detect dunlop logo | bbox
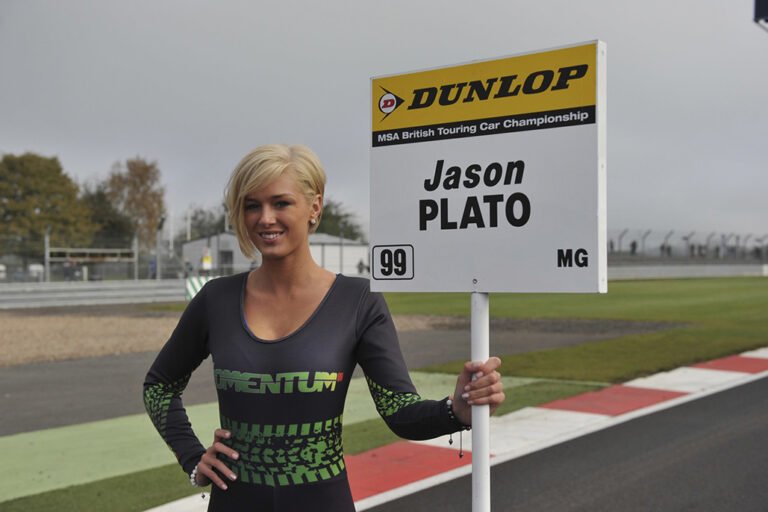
[404,65,588,112]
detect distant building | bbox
[308,233,369,276]
[181,231,369,276]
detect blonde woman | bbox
[144,144,505,511]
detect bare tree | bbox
[106,157,166,250]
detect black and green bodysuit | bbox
[143,272,464,511]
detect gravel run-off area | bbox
[0,304,671,368]
[0,306,461,367]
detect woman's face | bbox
[243,172,321,261]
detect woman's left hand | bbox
[451,357,505,426]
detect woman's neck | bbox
[252,252,330,294]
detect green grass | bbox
[0,464,199,512]
[140,302,186,313]
[408,278,768,381]
[342,417,401,454]
[384,277,767,322]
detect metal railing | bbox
[0,279,185,309]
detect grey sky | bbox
[1,0,766,244]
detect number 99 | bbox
[380,248,407,276]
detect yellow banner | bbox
[372,42,597,132]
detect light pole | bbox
[186,207,192,241]
[663,230,674,257]
[133,235,139,280]
[641,230,651,255]
[705,232,716,259]
[156,216,165,280]
[722,233,734,259]
[755,236,766,261]
[764,234,768,261]
[617,228,629,253]
[44,228,51,283]
[682,231,695,259]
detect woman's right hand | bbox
[194,428,240,490]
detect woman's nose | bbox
[258,205,276,225]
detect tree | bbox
[0,153,96,265]
[106,157,166,250]
[317,199,365,241]
[80,182,135,248]
[184,204,227,240]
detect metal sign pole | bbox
[44,231,50,283]
[471,292,490,512]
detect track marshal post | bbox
[370,41,607,512]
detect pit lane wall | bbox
[608,264,768,281]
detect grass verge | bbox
[0,464,198,512]
[414,278,768,381]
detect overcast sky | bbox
[1,0,766,245]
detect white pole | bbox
[169,211,174,253]
[44,231,50,283]
[471,291,490,512]
[155,232,161,281]
[133,236,139,281]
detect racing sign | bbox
[370,41,607,293]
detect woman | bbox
[143,144,505,511]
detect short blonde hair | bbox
[225,144,326,259]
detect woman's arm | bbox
[143,284,211,475]
[354,287,503,439]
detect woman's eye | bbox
[275,201,290,208]
[245,203,260,211]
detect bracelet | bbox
[446,398,471,430]
[190,463,202,487]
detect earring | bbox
[310,218,317,225]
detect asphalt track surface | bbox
[1,321,653,435]
[368,376,768,512]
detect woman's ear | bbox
[312,194,323,218]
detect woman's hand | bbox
[451,357,505,426]
[194,428,240,490]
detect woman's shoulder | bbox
[334,274,373,296]
[333,275,391,316]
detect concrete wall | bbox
[608,264,768,280]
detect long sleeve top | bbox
[143,272,464,510]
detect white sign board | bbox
[370,41,607,293]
